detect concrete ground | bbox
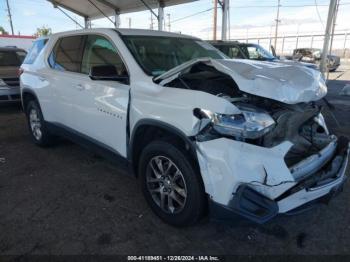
[0,65,350,256]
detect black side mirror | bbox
[89,65,129,84]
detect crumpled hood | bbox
[277,59,319,70]
[156,58,327,104]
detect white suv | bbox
[20,29,349,226]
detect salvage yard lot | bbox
[0,65,350,255]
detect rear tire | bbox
[25,100,55,147]
[139,140,206,227]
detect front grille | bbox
[2,77,19,87]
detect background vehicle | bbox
[209,41,319,70]
[209,41,276,61]
[20,29,349,226]
[288,48,340,72]
[0,47,27,103]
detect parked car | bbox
[20,29,349,226]
[209,41,319,70]
[0,47,27,103]
[290,48,340,72]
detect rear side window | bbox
[0,51,22,66]
[48,35,85,73]
[23,39,47,64]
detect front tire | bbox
[139,140,206,226]
[26,100,55,147]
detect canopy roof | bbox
[48,0,197,19]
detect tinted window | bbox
[81,35,127,76]
[49,35,85,72]
[23,39,47,64]
[0,51,23,66]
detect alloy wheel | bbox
[146,156,187,214]
[29,108,42,141]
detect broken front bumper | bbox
[197,136,349,224]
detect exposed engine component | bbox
[166,62,334,167]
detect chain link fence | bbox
[231,32,350,59]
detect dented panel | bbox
[156,58,327,104]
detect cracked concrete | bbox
[0,68,350,255]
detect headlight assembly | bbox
[194,107,275,139]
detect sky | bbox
[0,0,350,41]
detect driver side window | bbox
[81,35,127,77]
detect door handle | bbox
[76,84,85,91]
[39,76,46,82]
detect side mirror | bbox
[89,65,129,84]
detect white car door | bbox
[46,35,86,128]
[70,34,130,157]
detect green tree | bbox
[35,26,52,37]
[0,26,8,35]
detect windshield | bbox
[240,44,275,60]
[122,35,226,76]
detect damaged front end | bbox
[157,58,350,223]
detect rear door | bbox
[46,35,86,128]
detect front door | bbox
[72,34,130,157]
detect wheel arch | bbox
[128,119,200,178]
[21,88,40,112]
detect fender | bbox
[128,118,199,167]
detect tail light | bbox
[17,68,24,77]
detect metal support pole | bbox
[115,10,120,28]
[213,0,218,40]
[296,36,299,49]
[167,14,171,32]
[158,1,164,31]
[221,0,229,40]
[320,0,337,75]
[281,37,285,54]
[329,0,339,59]
[343,33,348,58]
[274,0,281,49]
[311,35,314,48]
[84,17,90,28]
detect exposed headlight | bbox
[195,108,275,139]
